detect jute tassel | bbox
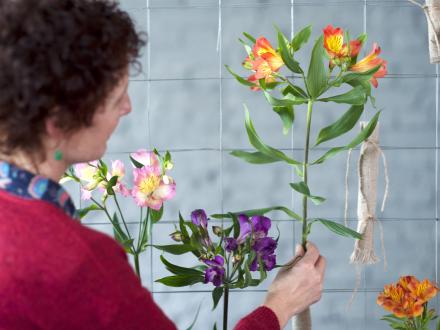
[292,307,311,330]
[350,122,389,266]
[407,0,440,63]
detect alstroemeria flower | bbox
[249,237,278,272]
[191,209,208,228]
[250,253,277,272]
[106,160,130,197]
[131,166,176,210]
[74,161,101,200]
[243,36,284,91]
[399,276,439,304]
[237,214,271,242]
[323,25,363,68]
[349,43,387,88]
[203,255,225,287]
[377,283,424,318]
[131,149,161,170]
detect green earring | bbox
[54,150,63,161]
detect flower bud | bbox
[169,231,183,242]
[233,254,242,264]
[212,226,222,236]
[164,160,174,171]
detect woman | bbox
[0,0,326,329]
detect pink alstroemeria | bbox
[73,161,100,200]
[107,160,130,197]
[131,166,176,210]
[130,149,160,170]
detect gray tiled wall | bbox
[67,0,440,329]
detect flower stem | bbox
[223,286,229,330]
[134,253,141,281]
[113,194,132,242]
[301,100,314,249]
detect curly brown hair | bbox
[0,0,146,159]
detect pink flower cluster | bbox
[73,150,176,211]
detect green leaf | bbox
[238,38,252,56]
[276,27,303,74]
[273,105,295,135]
[243,31,256,44]
[292,25,312,52]
[129,155,144,169]
[318,86,367,105]
[160,255,204,276]
[98,160,108,177]
[290,182,326,205]
[155,274,205,287]
[185,301,202,330]
[150,205,164,223]
[306,36,328,99]
[312,111,380,164]
[282,84,308,99]
[138,211,150,252]
[243,106,302,166]
[339,65,381,85]
[315,219,363,239]
[211,206,302,222]
[154,244,197,255]
[315,105,364,146]
[263,91,306,107]
[113,228,134,253]
[212,287,223,310]
[179,212,190,242]
[77,204,101,219]
[106,175,118,195]
[230,150,279,164]
[225,65,255,88]
[231,213,240,239]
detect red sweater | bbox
[0,190,279,330]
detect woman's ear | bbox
[44,116,64,141]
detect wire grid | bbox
[74,0,440,328]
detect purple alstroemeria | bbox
[237,214,271,242]
[224,237,238,252]
[249,237,278,272]
[250,253,277,271]
[252,237,277,256]
[203,255,225,287]
[191,209,208,228]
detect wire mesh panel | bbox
[67,0,440,329]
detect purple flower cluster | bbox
[226,214,277,271]
[203,255,225,287]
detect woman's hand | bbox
[263,241,326,328]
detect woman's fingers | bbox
[301,241,320,265]
[315,255,326,279]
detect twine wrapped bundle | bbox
[408,0,440,63]
[344,122,389,267]
[350,122,383,264]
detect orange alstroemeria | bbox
[400,276,439,304]
[377,283,424,318]
[350,42,387,88]
[243,36,284,91]
[323,25,361,59]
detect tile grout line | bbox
[291,0,296,270]
[363,1,367,329]
[434,61,439,312]
[145,0,154,294]
[218,0,224,229]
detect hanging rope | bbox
[407,0,440,63]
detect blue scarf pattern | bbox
[0,161,78,219]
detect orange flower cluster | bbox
[377,276,439,318]
[243,37,284,91]
[323,24,387,88]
